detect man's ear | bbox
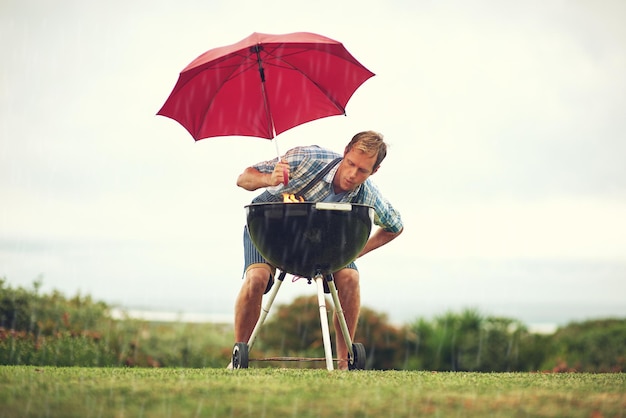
[372,165,380,175]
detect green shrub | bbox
[0,278,109,336]
[407,309,546,372]
[541,318,626,372]
[0,278,232,368]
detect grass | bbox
[0,367,624,418]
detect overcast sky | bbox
[1,0,625,326]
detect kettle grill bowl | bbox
[245,202,374,277]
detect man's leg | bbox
[332,268,360,370]
[234,264,273,343]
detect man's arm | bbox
[236,161,290,191]
[357,227,403,258]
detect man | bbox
[234,130,403,369]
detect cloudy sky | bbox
[2,0,625,327]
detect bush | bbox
[0,278,109,336]
[0,328,118,366]
[408,309,549,372]
[260,295,415,370]
[541,318,626,372]
[0,278,232,368]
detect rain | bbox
[1,0,626,337]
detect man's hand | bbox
[236,160,290,191]
[270,161,290,186]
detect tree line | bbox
[1,278,624,371]
[254,295,625,372]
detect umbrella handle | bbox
[283,167,289,185]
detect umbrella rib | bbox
[163,52,258,139]
[197,51,263,138]
[262,46,349,114]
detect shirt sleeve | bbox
[252,146,309,173]
[362,181,403,233]
[252,157,279,174]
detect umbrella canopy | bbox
[157,32,374,140]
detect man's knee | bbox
[334,268,359,289]
[244,264,274,294]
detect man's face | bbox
[333,148,379,193]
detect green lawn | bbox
[1,366,624,417]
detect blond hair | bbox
[344,131,387,170]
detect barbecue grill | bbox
[231,201,374,370]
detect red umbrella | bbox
[157,32,374,142]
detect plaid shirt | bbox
[253,145,403,233]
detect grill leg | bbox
[247,270,286,352]
[326,276,354,362]
[314,273,334,371]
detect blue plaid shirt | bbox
[253,145,403,233]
